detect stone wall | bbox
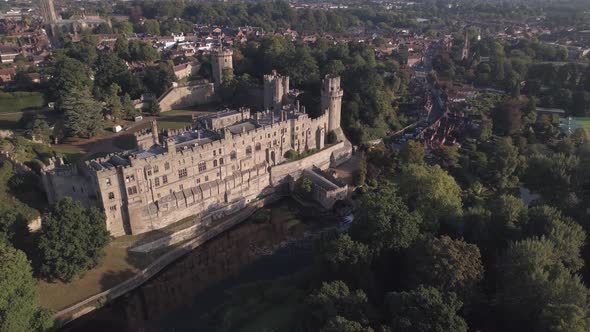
[269,141,350,186]
[129,195,280,254]
[158,83,215,112]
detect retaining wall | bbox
[54,194,281,326]
[158,83,216,112]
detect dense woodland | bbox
[207,91,590,331]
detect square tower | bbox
[211,47,233,88]
[263,70,289,111]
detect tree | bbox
[48,55,92,105]
[104,83,124,120]
[524,152,579,204]
[0,208,21,245]
[496,238,589,330]
[398,141,424,165]
[487,137,520,188]
[316,233,372,288]
[538,304,590,332]
[491,99,522,136]
[327,131,337,144]
[31,119,50,144]
[438,145,460,168]
[386,286,467,332]
[522,205,585,272]
[38,198,110,282]
[349,183,421,252]
[122,93,137,119]
[411,236,484,294]
[572,91,590,117]
[114,37,130,61]
[141,19,160,36]
[296,177,313,195]
[0,241,53,332]
[322,316,374,332]
[141,63,175,96]
[148,101,161,116]
[397,164,462,232]
[94,52,129,96]
[113,20,133,34]
[306,281,371,330]
[62,88,103,138]
[128,40,160,63]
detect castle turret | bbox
[321,75,344,134]
[263,70,290,111]
[211,47,233,88]
[151,120,159,146]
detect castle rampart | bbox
[41,73,350,237]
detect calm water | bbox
[62,199,338,332]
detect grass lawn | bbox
[51,145,86,163]
[0,109,57,130]
[0,91,45,113]
[560,117,590,132]
[37,245,155,311]
[136,109,211,131]
[0,112,25,129]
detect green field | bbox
[560,117,590,133]
[0,91,45,113]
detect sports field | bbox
[560,117,590,133]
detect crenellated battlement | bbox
[41,70,348,238]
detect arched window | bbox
[255,143,261,151]
[220,158,224,165]
[246,146,252,155]
[230,151,237,160]
[213,160,218,167]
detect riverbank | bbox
[48,194,281,327]
[60,198,337,332]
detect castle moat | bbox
[60,199,341,331]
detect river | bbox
[61,199,340,332]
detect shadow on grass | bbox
[112,135,137,150]
[99,269,137,290]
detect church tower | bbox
[321,75,344,134]
[211,46,233,89]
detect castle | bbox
[41,49,352,237]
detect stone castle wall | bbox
[269,141,348,186]
[158,83,215,112]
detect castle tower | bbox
[151,120,159,146]
[321,75,344,134]
[263,70,289,111]
[211,46,233,88]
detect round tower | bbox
[211,47,233,88]
[321,75,344,134]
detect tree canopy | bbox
[38,198,110,282]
